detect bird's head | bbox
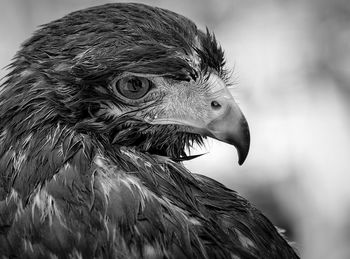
[2,3,250,165]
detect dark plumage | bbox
[0,3,299,258]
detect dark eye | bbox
[114,76,152,100]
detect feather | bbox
[0,3,299,258]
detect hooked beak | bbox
[205,100,250,165]
[194,74,250,165]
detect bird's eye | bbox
[113,76,152,100]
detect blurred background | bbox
[1,0,349,258]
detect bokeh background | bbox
[1,0,350,258]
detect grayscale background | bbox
[1,1,349,258]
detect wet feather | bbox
[0,3,299,258]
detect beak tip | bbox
[237,144,249,166]
[235,125,250,166]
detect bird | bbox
[0,3,299,259]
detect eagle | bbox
[0,3,299,259]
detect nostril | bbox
[211,100,221,110]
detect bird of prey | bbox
[0,3,299,259]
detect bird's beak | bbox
[203,88,250,165]
[188,74,250,165]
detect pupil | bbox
[129,78,141,91]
